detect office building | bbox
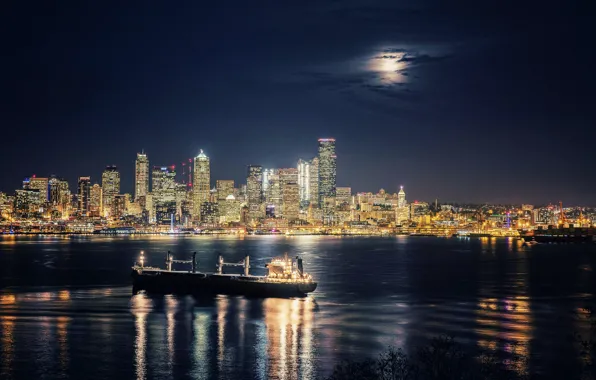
[318,138,336,206]
[281,181,300,221]
[152,166,176,203]
[247,165,263,221]
[265,173,281,217]
[309,157,319,207]
[90,184,102,217]
[14,189,41,218]
[262,168,276,194]
[193,150,210,220]
[216,180,235,202]
[336,187,352,206]
[28,176,49,202]
[135,151,149,201]
[77,176,91,215]
[219,194,242,223]
[297,159,311,203]
[101,166,120,217]
[200,202,219,225]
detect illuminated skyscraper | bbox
[318,138,336,207]
[135,151,149,201]
[90,183,102,217]
[152,166,176,203]
[216,180,235,202]
[262,168,276,194]
[193,150,210,220]
[398,186,406,208]
[336,187,352,205]
[247,165,263,221]
[77,176,91,215]
[153,166,177,224]
[101,166,120,217]
[297,159,310,203]
[265,173,281,217]
[28,176,49,202]
[309,157,319,207]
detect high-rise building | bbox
[135,151,149,201]
[152,166,176,203]
[398,186,406,208]
[152,166,177,225]
[297,159,311,203]
[219,194,242,223]
[396,186,409,225]
[77,177,91,215]
[336,187,352,205]
[318,138,337,206]
[14,189,41,218]
[200,202,219,225]
[90,184,102,217]
[49,176,60,205]
[247,165,263,222]
[101,166,120,218]
[193,150,210,220]
[262,168,276,194]
[28,176,49,203]
[216,180,235,202]
[265,173,281,217]
[309,157,319,207]
[281,181,300,221]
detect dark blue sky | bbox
[2,1,595,204]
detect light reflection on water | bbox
[0,236,595,379]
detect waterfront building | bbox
[90,184,102,217]
[297,159,310,203]
[28,176,49,202]
[135,151,149,201]
[247,165,264,222]
[318,138,337,206]
[145,193,155,223]
[77,176,91,216]
[175,183,188,220]
[101,166,120,218]
[216,180,235,202]
[410,202,429,218]
[193,150,210,220]
[125,194,142,216]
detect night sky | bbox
[2,1,595,205]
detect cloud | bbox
[398,53,449,64]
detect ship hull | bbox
[131,270,317,298]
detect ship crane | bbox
[217,255,250,276]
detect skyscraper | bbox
[318,138,336,206]
[262,168,275,194]
[90,183,102,217]
[101,166,120,218]
[193,150,210,220]
[297,159,310,203]
[77,176,91,215]
[28,176,49,203]
[216,180,235,202]
[135,151,149,201]
[247,165,263,221]
[398,186,406,208]
[152,166,177,225]
[309,157,319,207]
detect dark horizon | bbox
[2,1,595,205]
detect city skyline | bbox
[3,138,595,207]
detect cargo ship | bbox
[131,252,317,297]
[519,225,596,243]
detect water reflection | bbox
[1,316,16,379]
[131,294,151,380]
